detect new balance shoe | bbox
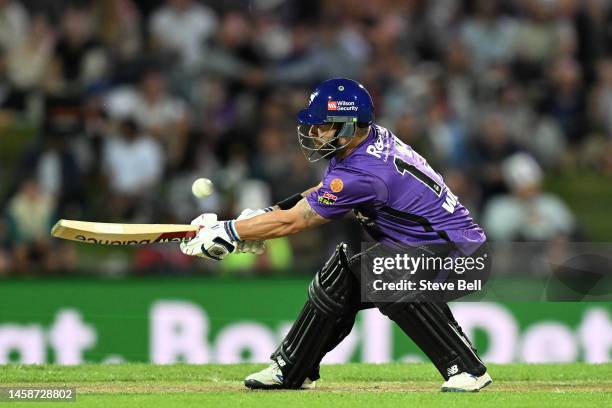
[441,371,492,392]
[244,361,315,390]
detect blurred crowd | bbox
[0,0,610,276]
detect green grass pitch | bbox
[1,363,611,407]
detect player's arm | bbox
[180,198,327,260]
[268,183,322,211]
[235,198,329,240]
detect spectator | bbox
[540,57,587,145]
[52,6,108,93]
[528,114,567,169]
[444,168,482,218]
[482,152,576,241]
[4,14,54,112]
[0,0,29,52]
[101,117,164,220]
[426,101,469,170]
[93,0,142,63]
[470,113,521,204]
[4,178,56,273]
[443,40,475,126]
[197,11,266,90]
[253,125,292,190]
[11,130,84,218]
[574,0,612,86]
[461,0,517,73]
[272,17,366,85]
[512,0,569,83]
[106,69,189,169]
[391,110,430,158]
[149,0,218,70]
[492,83,533,144]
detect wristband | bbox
[224,220,241,241]
[276,193,304,210]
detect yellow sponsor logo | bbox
[330,178,344,193]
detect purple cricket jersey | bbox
[306,125,486,253]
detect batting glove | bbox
[180,213,239,261]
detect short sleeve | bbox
[306,167,387,219]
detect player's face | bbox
[297,122,345,162]
[308,123,337,147]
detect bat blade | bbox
[51,219,198,245]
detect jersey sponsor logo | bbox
[327,100,358,112]
[330,178,344,192]
[366,134,387,160]
[366,130,392,161]
[318,192,337,205]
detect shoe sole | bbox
[244,379,285,390]
[244,379,315,390]
[441,378,493,393]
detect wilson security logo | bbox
[327,101,358,111]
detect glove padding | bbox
[234,208,271,255]
[180,213,237,261]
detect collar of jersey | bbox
[331,126,376,167]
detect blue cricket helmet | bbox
[297,78,374,162]
[298,78,374,125]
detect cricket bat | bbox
[51,219,198,245]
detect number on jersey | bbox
[442,190,458,214]
[393,156,458,213]
[393,156,443,197]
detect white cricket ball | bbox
[192,178,214,198]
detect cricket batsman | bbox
[180,78,492,392]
